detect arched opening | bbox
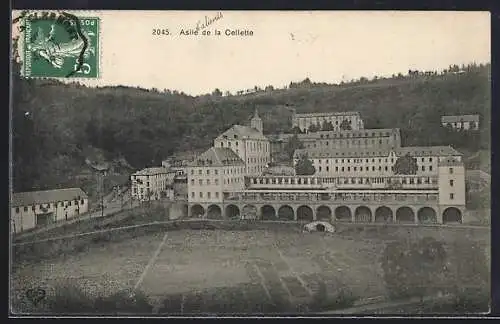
[207,205,222,219]
[316,205,332,221]
[225,204,240,219]
[242,204,257,220]
[396,206,415,223]
[278,205,294,221]
[335,206,352,222]
[261,205,277,220]
[354,206,372,223]
[297,205,314,222]
[417,207,437,224]
[443,207,462,224]
[191,204,205,218]
[375,206,393,223]
[316,223,326,232]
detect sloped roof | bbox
[293,111,360,118]
[189,147,245,167]
[299,128,400,139]
[441,115,479,123]
[133,167,173,176]
[216,125,268,141]
[294,145,463,159]
[12,188,88,207]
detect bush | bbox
[381,237,448,300]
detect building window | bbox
[191,170,194,175]
[347,167,351,171]
[199,179,203,185]
[207,179,211,185]
[429,158,433,162]
[319,166,322,172]
[207,170,210,175]
[372,166,375,171]
[422,166,425,171]
[216,192,219,198]
[15,207,19,213]
[207,192,211,199]
[191,192,195,198]
[326,166,329,172]
[336,167,339,171]
[385,166,388,171]
[429,166,433,171]
[215,179,219,185]
[81,199,84,205]
[449,167,454,174]
[215,170,218,175]
[450,180,454,186]
[450,193,454,200]
[198,170,202,175]
[191,179,195,185]
[200,192,203,198]
[24,206,28,212]
[32,206,35,211]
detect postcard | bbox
[10,10,491,317]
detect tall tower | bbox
[251,108,263,133]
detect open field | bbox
[11,223,490,314]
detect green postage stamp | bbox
[19,12,99,78]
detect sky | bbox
[12,10,491,96]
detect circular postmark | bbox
[14,10,99,78]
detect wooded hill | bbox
[11,62,490,194]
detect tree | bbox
[284,134,304,160]
[308,123,320,133]
[211,88,222,97]
[381,237,448,300]
[321,120,334,131]
[290,126,303,134]
[393,153,418,175]
[295,154,316,175]
[339,119,352,131]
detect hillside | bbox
[11,62,491,195]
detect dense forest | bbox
[11,61,491,195]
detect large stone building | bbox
[293,145,462,178]
[187,147,246,217]
[292,111,364,133]
[267,128,401,162]
[441,114,480,130]
[213,110,271,176]
[185,109,467,225]
[131,167,176,201]
[11,188,88,233]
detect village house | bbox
[131,167,176,201]
[11,188,88,233]
[441,114,480,130]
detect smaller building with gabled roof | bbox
[441,114,480,130]
[11,188,89,233]
[131,167,176,201]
